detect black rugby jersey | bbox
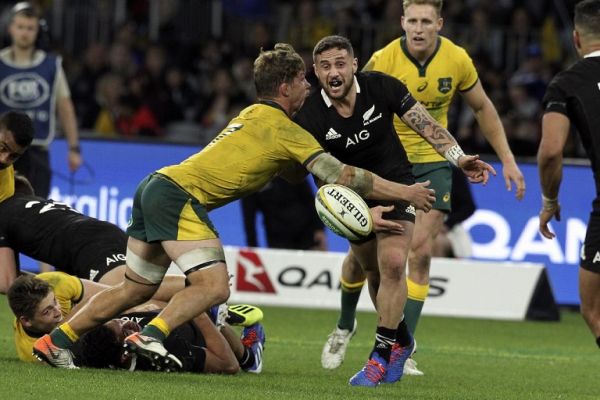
[543,55,600,208]
[0,194,127,276]
[117,311,207,372]
[295,71,415,182]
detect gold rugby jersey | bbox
[13,272,83,362]
[0,166,14,202]
[364,36,478,163]
[158,102,324,210]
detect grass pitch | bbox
[0,295,596,400]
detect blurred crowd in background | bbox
[0,0,586,158]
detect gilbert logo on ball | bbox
[315,184,373,241]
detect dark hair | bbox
[575,0,600,36]
[10,2,40,20]
[254,43,305,98]
[0,111,34,147]
[73,325,122,369]
[7,275,51,319]
[14,172,34,195]
[312,35,354,60]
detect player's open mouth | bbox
[329,78,342,88]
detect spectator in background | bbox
[107,42,137,79]
[71,43,109,130]
[241,176,327,251]
[458,7,504,71]
[287,0,333,49]
[93,73,124,137]
[163,65,197,124]
[196,67,249,142]
[115,94,162,138]
[0,2,82,199]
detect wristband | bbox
[69,145,81,154]
[443,144,465,167]
[542,194,558,210]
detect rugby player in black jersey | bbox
[73,308,264,374]
[0,174,183,300]
[538,0,600,348]
[294,35,495,387]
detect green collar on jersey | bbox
[400,36,441,77]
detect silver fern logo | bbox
[362,104,382,126]
[363,105,375,121]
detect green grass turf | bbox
[0,295,596,400]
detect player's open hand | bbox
[539,202,561,239]
[407,180,435,212]
[502,160,526,200]
[370,205,404,234]
[458,155,496,184]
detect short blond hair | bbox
[403,0,443,16]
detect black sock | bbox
[239,347,255,370]
[371,326,396,362]
[395,318,413,347]
[596,336,600,349]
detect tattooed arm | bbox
[401,102,496,184]
[401,102,460,156]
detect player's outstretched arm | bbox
[537,112,569,239]
[306,153,435,211]
[461,81,526,199]
[401,102,496,184]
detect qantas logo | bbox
[362,104,382,126]
[236,249,276,293]
[325,127,341,140]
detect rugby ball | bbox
[315,184,373,241]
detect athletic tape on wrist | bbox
[444,144,466,167]
[542,194,558,210]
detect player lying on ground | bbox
[7,272,261,368]
[72,305,265,374]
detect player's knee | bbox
[212,285,231,305]
[223,361,240,374]
[378,253,407,278]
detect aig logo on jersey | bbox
[346,130,370,148]
[0,72,50,108]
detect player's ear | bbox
[573,29,581,52]
[19,315,32,328]
[352,58,358,74]
[280,82,291,97]
[437,17,444,31]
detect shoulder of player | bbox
[438,36,471,59]
[549,60,591,88]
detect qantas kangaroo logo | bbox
[236,249,276,293]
